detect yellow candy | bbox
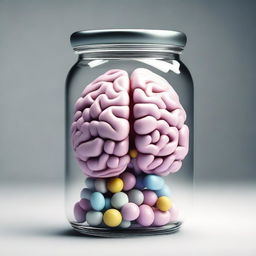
[107,177,124,193]
[129,149,138,158]
[103,209,122,227]
[156,196,172,212]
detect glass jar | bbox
[65,29,193,237]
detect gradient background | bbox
[0,0,255,255]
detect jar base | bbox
[70,221,182,237]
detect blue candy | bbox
[103,198,111,211]
[155,184,171,197]
[143,175,164,190]
[90,192,105,211]
[135,175,145,190]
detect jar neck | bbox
[74,44,182,60]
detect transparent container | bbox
[65,29,193,237]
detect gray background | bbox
[1,0,256,184]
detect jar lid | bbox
[70,29,187,50]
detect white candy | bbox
[86,211,103,226]
[111,192,129,209]
[128,189,144,205]
[80,188,92,200]
[85,178,95,189]
[94,178,107,193]
[120,220,131,228]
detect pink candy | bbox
[74,202,86,223]
[137,204,154,226]
[121,202,140,221]
[142,190,158,206]
[152,209,171,226]
[120,172,136,191]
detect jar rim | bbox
[70,29,187,53]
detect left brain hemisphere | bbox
[71,70,131,177]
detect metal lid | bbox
[70,29,187,50]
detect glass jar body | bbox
[65,52,193,237]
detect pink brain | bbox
[71,68,189,178]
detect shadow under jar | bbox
[65,29,193,237]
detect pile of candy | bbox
[74,172,179,228]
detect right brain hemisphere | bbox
[72,68,189,178]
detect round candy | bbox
[121,202,140,221]
[80,188,92,199]
[86,211,103,226]
[120,220,131,228]
[103,198,111,211]
[120,172,136,191]
[79,198,91,211]
[156,196,172,211]
[136,204,154,226]
[103,209,122,227]
[143,175,164,190]
[169,206,180,223]
[155,185,171,197]
[85,177,94,190]
[129,149,138,158]
[74,202,86,223]
[107,177,124,193]
[128,189,144,205]
[142,190,158,206]
[95,178,107,193]
[152,209,171,226]
[90,192,105,211]
[111,192,129,209]
[135,175,145,190]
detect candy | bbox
[111,192,129,209]
[90,192,105,211]
[79,198,91,211]
[169,206,179,223]
[103,198,111,211]
[128,189,144,205]
[120,220,131,228]
[103,209,122,227]
[152,209,171,226]
[135,175,145,190]
[142,190,158,206]
[80,188,92,199]
[136,204,154,226]
[107,177,124,193]
[120,172,136,191]
[85,177,94,190]
[86,211,103,226]
[129,149,138,158]
[156,196,172,211]
[155,184,171,197]
[95,178,107,193]
[121,202,140,221]
[74,202,86,223]
[143,175,164,190]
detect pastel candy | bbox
[136,204,154,226]
[120,220,131,228]
[128,189,144,205]
[111,192,129,209]
[86,211,103,226]
[72,68,189,178]
[90,192,105,211]
[152,209,171,226]
[79,198,91,211]
[121,202,140,221]
[80,188,92,200]
[95,178,107,193]
[169,206,180,223]
[85,177,94,189]
[103,198,111,211]
[143,175,164,190]
[142,190,158,206]
[120,172,136,191]
[74,202,86,223]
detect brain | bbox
[71,68,189,178]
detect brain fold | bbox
[72,68,189,177]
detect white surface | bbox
[0,182,255,256]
